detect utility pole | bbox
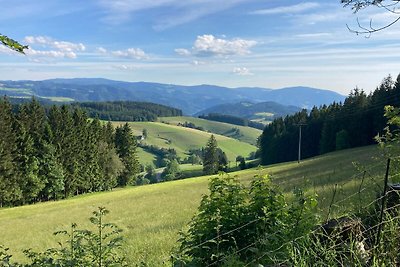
[296,123,306,164]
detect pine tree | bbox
[115,123,140,186]
[13,121,43,204]
[203,135,219,175]
[0,98,21,206]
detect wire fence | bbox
[173,155,400,266]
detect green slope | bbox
[159,116,262,145]
[114,121,257,163]
[0,145,386,265]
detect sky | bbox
[1,0,400,95]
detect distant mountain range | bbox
[0,78,345,115]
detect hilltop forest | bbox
[259,74,400,164]
[0,98,142,207]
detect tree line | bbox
[258,74,400,165]
[72,101,182,121]
[0,98,140,207]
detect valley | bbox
[0,145,383,265]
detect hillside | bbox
[113,121,258,165]
[158,116,262,145]
[195,101,301,122]
[0,145,384,265]
[0,79,345,115]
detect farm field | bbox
[0,145,386,266]
[113,121,257,163]
[159,116,262,145]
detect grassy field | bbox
[113,121,257,163]
[159,116,262,145]
[0,145,387,265]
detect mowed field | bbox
[0,145,386,265]
[113,121,258,165]
[159,116,262,145]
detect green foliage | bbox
[19,207,126,267]
[0,98,139,207]
[202,135,219,175]
[0,246,14,267]
[259,75,400,165]
[162,159,181,181]
[176,174,318,266]
[115,123,140,186]
[72,101,182,122]
[376,105,400,158]
[336,129,350,150]
[0,34,28,54]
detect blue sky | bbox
[1,0,400,95]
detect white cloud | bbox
[19,36,85,61]
[233,67,253,76]
[111,48,148,60]
[24,36,85,52]
[251,2,319,15]
[175,34,257,57]
[97,47,107,53]
[113,64,136,70]
[174,48,191,56]
[192,60,206,66]
[0,44,19,55]
[25,48,77,59]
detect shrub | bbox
[175,174,318,266]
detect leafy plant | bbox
[175,173,318,266]
[0,34,28,54]
[1,207,126,267]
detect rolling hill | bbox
[0,79,345,115]
[0,145,384,266]
[158,116,262,145]
[113,121,258,166]
[195,101,301,122]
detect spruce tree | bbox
[203,135,219,175]
[115,123,140,186]
[0,98,20,206]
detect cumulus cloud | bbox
[194,35,256,57]
[233,67,253,76]
[21,35,85,60]
[24,36,85,52]
[176,35,257,58]
[111,48,148,59]
[25,49,77,59]
[251,2,319,15]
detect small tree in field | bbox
[203,135,219,175]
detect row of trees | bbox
[0,98,140,207]
[258,74,400,165]
[73,101,182,122]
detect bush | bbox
[175,174,318,266]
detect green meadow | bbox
[113,121,258,163]
[0,145,386,266]
[159,116,262,145]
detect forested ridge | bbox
[8,98,182,122]
[259,75,400,165]
[0,98,141,207]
